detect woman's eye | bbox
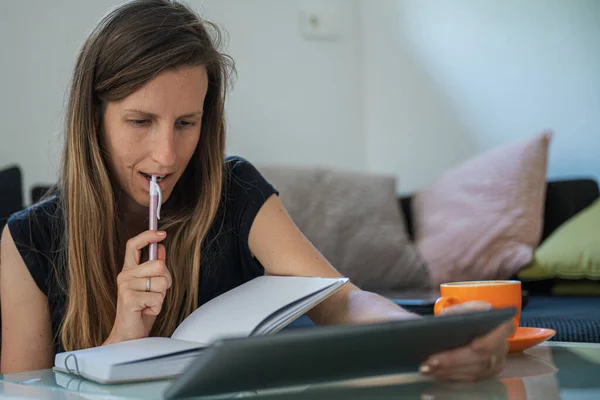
[129,119,151,127]
[176,120,197,129]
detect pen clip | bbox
[150,176,162,220]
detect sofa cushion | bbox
[412,132,551,286]
[0,164,23,232]
[541,179,600,242]
[258,165,431,291]
[519,198,600,282]
[520,296,600,342]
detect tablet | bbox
[164,307,516,399]
[386,291,440,315]
[388,291,529,315]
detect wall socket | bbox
[299,7,341,41]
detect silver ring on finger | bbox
[146,277,151,292]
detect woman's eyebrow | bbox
[124,109,158,118]
[124,109,203,119]
[178,110,203,118]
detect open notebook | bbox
[54,275,348,384]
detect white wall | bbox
[0,0,364,205]
[2,0,599,203]
[201,1,365,172]
[0,1,121,204]
[362,0,600,193]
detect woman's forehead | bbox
[111,66,208,116]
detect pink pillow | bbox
[413,132,552,285]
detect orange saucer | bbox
[508,327,556,353]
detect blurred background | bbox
[1,0,599,205]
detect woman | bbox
[0,0,513,381]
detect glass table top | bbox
[1,341,599,399]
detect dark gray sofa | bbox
[397,178,600,343]
[0,165,24,234]
[2,164,599,342]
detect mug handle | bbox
[434,296,461,315]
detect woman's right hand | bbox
[104,230,172,345]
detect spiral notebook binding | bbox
[64,353,82,377]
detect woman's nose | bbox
[151,127,177,167]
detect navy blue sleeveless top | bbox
[7,156,278,353]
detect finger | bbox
[444,353,506,381]
[128,276,170,295]
[426,349,507,381]
[420,346,482,375]
[156,244,172,288]
[471,321,514,354]
[439,301,492,316]
[123,230,167,269]
[131,260,170,283]
[432,358,490,380]
[158,243,166,262]
[142,307,160,316]
[131,292,165,316]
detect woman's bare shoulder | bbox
[1,225,54,373]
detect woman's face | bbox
[101,66,208,209]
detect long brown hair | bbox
[59,0,233,351]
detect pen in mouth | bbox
[149,175,162,222]
[142,172,168,182]
[149,175,162,261]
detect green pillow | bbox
[551,280,600,296]
[519,198,600,281]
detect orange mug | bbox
[434,280,521,337]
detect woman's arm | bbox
[249,194,513,382]
[0,225,54,373]
[248,194,419,325]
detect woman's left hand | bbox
[419,301,515,382]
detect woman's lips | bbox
[139,172,172,191]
